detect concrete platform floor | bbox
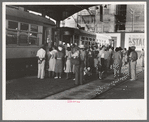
[6,64,143,99]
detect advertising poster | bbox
[125,33,145,51]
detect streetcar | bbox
[52,27,112,48]
[6,6,112,80]
[6,6,55,79]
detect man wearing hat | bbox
[36,45,46,79]
[112,47,122,79]
[118,47,123,76]
[129,46,138,81]
[79,44,86,84]
[72,44,86,85]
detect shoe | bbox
[54,77,58,79]
[73,78,75,80]
[59,77,61,79]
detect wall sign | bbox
[125,33,145,50]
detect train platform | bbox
[6,64,143,100]
[93,70,144,99]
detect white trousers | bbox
[38,60,45,79]
[130,61,137,80]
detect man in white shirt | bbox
[36,46,46,79]
[105,47,111,70]
[97,46,106,79]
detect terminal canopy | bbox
[14,5,95,21]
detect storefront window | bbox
[8,21,18,30]
[6,31,17,44]
[20,23,29,31]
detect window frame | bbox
[6,20,41,46]
[7,20,19,30]
[6,30,18,45]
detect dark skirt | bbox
[55,59,63,73]
[98,58,106,72]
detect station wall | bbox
[105,32,145,51]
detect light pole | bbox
[129,8,134,32]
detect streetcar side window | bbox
[7,20,41,46]
[20,23,29,31]
[30,25,38,32]
[28,33,38,45]
[19,32,28,44]
[6,30,18,45]
[8,21,18,30]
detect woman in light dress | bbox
[48,46,57,78]
[65,46,72,79]
[97,46,106,79]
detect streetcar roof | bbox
[6,6,55,26]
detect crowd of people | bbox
[36,41,143,85]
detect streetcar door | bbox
[111,37,117,48]
[62,35,72,44]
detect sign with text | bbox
[125,33,145,51]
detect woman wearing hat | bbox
[48,46,57,78]
[71,45,80,84]
[112,47,122,79]
[65,46,72,79]
[54,46,64,79]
